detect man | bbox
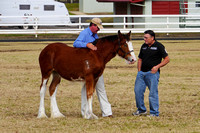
[133,30,170,117]
[73,18,113,118]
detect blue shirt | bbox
[73,27,98,48]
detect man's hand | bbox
[151,66,158,74]
[86,43,97,50]
[151,56,170,74]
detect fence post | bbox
[167,16,169,35]
[79,16,81,29]
[34,17,38,38]
[123,17,126,29]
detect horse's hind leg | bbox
[49,71,65,118]
[37,78,49,118]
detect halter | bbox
[116,38,134,58]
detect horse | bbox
[37,30,135,119]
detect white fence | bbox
[0,14,200,37]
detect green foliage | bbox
[65,3,79,11]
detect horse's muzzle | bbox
[127,56,135,63]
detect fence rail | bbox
[0,14,200,37]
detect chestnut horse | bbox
[37,30,135,119]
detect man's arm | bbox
[73,31,97,50]
[137,58,142,71]
[151,56,170,73]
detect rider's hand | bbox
[86,43,97,50]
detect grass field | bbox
[0,39,199,132]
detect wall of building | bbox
[144,0,179,28]
[188,0,200,14]
[186,0,200,27]
[79,0,113,13]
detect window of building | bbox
[196,1,200,7]
[19,5,30,10]
[44,5,55,11]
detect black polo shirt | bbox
[138,41,168,73]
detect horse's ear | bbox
[127,31,131,41]
[118,30,123,39]
[128,31,131,36]
[118,30,121,35]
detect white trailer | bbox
[0,0,71,29]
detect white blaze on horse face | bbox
[126,41,137,62]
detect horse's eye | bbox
[124,43,128,47]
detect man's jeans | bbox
[134,71,160,116]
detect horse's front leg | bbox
[84,76,98,119]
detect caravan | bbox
[0,0,71,29]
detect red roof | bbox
[97,0,144,2]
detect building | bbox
[97,0,200,28]
[97,0,181,15]
[79,0,113,13]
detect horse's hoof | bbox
[51,113,65,118]
[37,113,48,118]
[83,113,98,120]
[90,114,98,120]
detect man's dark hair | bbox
[144,30,156,40]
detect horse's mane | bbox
[92,33,130,46]
[92,35,118,46]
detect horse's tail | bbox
[39,44,56,79]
